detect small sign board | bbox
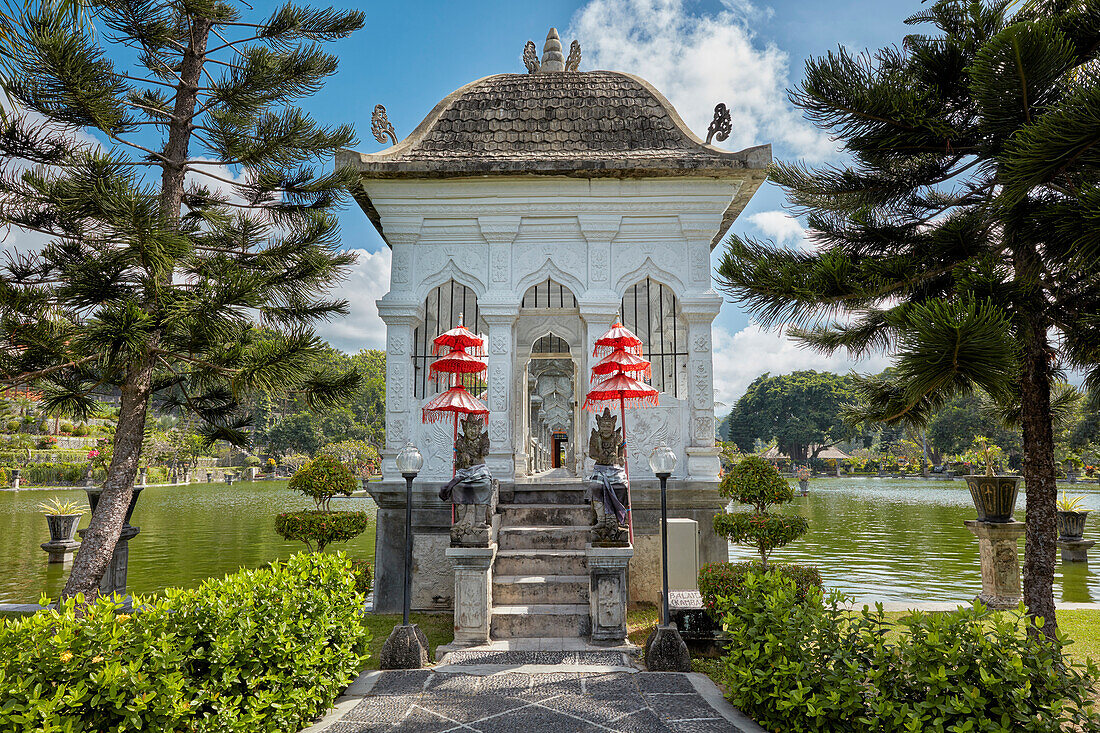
[552,432,568,441]
[668,590,704,610]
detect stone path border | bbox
[302,666,764,733]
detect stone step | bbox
[493,574,589,605]
[494,549,587,576]
[490,604,591,638]
[511,486,588,505]
[499,503,592,527]
[498,525,589,551]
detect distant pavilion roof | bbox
[338,67,770,246]
[761,445,852,461]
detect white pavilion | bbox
[338,30,769,616]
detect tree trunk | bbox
[61,351,155,601]
[159,16,211,222]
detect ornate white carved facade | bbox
[369,177,742,482]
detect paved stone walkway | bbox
[303,652,762,733]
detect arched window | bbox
[532,333,571,354]
[412,280,486,399]
[522,279,577,309]
[620,278,687,397]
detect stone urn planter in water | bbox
[46,513,82,543]
[1057,494,1090,540]
[965,474,1020,522]
[38,497,88,563]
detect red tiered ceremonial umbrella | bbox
[423,316,488,522]
[583,322,659,543]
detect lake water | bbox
[2,477,1099,605]
[0,481,377,603]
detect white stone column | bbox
[481,309,516,483]
[376,298,421,478]
[681,293,723,481]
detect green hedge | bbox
[714,571,1100,732]
[698,560,821,616]
[275,510,369,552]
[0,552,370,733]
[0,449,96,465]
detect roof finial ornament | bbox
[565,40,581,72]
[540,28,565,72]
[706,103,732,145]
[523,40,541,73]
[371,104,397,146]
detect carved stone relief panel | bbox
[590,247,609,282]
[692,248,710,283]
[490,365,508,411]
[692,332,710,353]
[391,248,410,284]
[422,418,456,479]
[624,405,682,475]
[387,417,407,449]
[693,415,715,443]
[491,248,509,284]
[691,361,711,410]
[387,364,407,412]
[388,334,407,356]
[489,416,508,446]
[490,334,508,355]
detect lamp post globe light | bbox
[644,442,691,672]
[380,442,430,669]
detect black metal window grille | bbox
[620,278,688,397]
[522,279,577,309]
[412,280,487,399]
[531,334,571,354]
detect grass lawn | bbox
[360,613,454,669]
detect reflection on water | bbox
[725,477,1100,604]
[0,482,376,603]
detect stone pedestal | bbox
[1059,539,1096,563]
[10,468,19,490]
[446,544,497,646]
[964,520,1026,609]
[78,524,139,597]
[644,624,691,672]
[41,538,80,563]
[586,544,632,642]
[380,624,430,669]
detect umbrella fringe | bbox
[422,406,489,423]
[582,393,659,412]
[593,343,642,358]
[590,365,651,383]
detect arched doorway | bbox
[527,334,576,474]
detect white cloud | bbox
[711,322,893,404]
[747,209,806,246]
[315,247,391,352]
[570,0,835,161]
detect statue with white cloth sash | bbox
[588,408,629,544]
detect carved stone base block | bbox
[40,539,80,564]
[1059,539,1096,563]
[79,524,138,597]
[644,624,691,672]
[380,624,430,669]
[446,544,497,646]
[586,544,632,642]
[964,520,1026,609]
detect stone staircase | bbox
[491,479,592,638]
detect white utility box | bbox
[661,517,700,592]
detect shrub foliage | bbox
[698,560,821,616]
[0,552,370,733]
[714,571,1100,733]
[275,510,369,552]
[715,455,808,566]
[289,455,358,511]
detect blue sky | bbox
[309,0,920,400]
[8,0,925,401]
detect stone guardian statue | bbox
[588,407,629,544]
[439,415,495,546]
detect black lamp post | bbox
[644,442,691,672]
[380,442,430,669]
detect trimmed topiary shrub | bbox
[714,570,1100,732]
[275,510,369,552]
[698,560,821,616]
[713,455,808,567]
[0,552,370,733]
[289,454,358,511]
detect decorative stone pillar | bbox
[481,309,517,484]
[964,520,1026,609]
[10,468,18,490]
[445,544,497,646]
[586,544,633,643]
[681,294,723,482]
[138,468,147,488]
[1059,539,1095,563]
[376,301,421,478]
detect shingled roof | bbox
[338,67,770,245]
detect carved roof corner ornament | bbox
[371,104,397,146]
[523,40,541,74]
[565,40,581,72]
[706,103,732,145]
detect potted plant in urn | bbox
[1057,493,1090,541]
[38,497,88,544]
[962,436,1020,523]
[794,466,811,495]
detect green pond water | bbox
[2,477,1099,605]
[0,481,377,604]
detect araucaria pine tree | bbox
[713,455,809,568]
[0,0,364,601]
[717,0,1100,638]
